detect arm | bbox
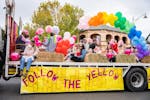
[43,39,49,46]
[33,47,39,56]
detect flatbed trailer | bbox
[4,61,150,94]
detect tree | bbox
[24,0,84,37]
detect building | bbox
[79,25,130,50]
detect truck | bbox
[1,16,150,94]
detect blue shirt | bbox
[43,36,56,52]
[78,49,87,60]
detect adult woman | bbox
[20,40,39,77]
[71,44,87,62]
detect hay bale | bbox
[141,56,150,63]
[35,52,64,62]
[116,54,136,63]
[84,53,109,63]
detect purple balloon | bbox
[136,53,144,59]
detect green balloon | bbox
[120,24,125,30]
[115,12,122,18]
[114,20,120,28]
[121,17,126,24]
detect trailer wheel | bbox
[124,68,147,92]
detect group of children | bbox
[64,38,139,63]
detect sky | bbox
[0,0,150,37]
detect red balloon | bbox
[64,40,70,48]
[61,45,68,55]
[57,40,62,47]
[55,47,61,53]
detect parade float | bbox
[1,11,150,94]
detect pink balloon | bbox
[56,35,62,42]
[77,23,89,30]
[10,52,20,61]
[36,28,44,35]
[79,16,91,23]
[33,35,39,42]
[35,40,42,47]
[45,25,52,33]
[124,49,131,55]
[72,35,77,41]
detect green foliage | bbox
[24,0,84,38]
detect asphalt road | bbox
[0,78,150,100]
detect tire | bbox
[124,67,147,92]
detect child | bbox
[20,40,39,77]
[106,48,117,62]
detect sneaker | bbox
[23,71,28,78]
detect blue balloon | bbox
[136,31,142,38]
[139,36,145,41]
[128,33,134,39]
[140,41,146,47]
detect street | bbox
[0,78,150,100]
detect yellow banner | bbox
[147,68,150,89]
[21,67,124,94]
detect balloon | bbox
[114,21,120,28]
[33,35,39,42]
[136,53,144,59]
[120,24,125,30]
[136,31,142,38]
[136,45,142,50]
[79,16,91,23]
[56,35,62,42]
[69,37,75,45]
[124,49,131,55]
[64,32,71,40]
[72,35,77,41]
[57,40,63,47]
[35,40,42,47]
[61,45,68,55]
[52,26,60,35]
[36,28,44,35]
[64,40,70,48]
[10,52,20,61]
[77,23,89,30]
[45,25,52,33]
[115,12,122,19]
[121,17,126,24]
[55,47,61,53]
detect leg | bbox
[26,58,33,71]
[20,57,25,70]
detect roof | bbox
[80,25,125,34]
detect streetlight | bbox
[132,12,148,23]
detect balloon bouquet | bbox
[78,11,150,60]
[55,32,76,55]
[33,25,77,56]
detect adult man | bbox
[16,30,29,52]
